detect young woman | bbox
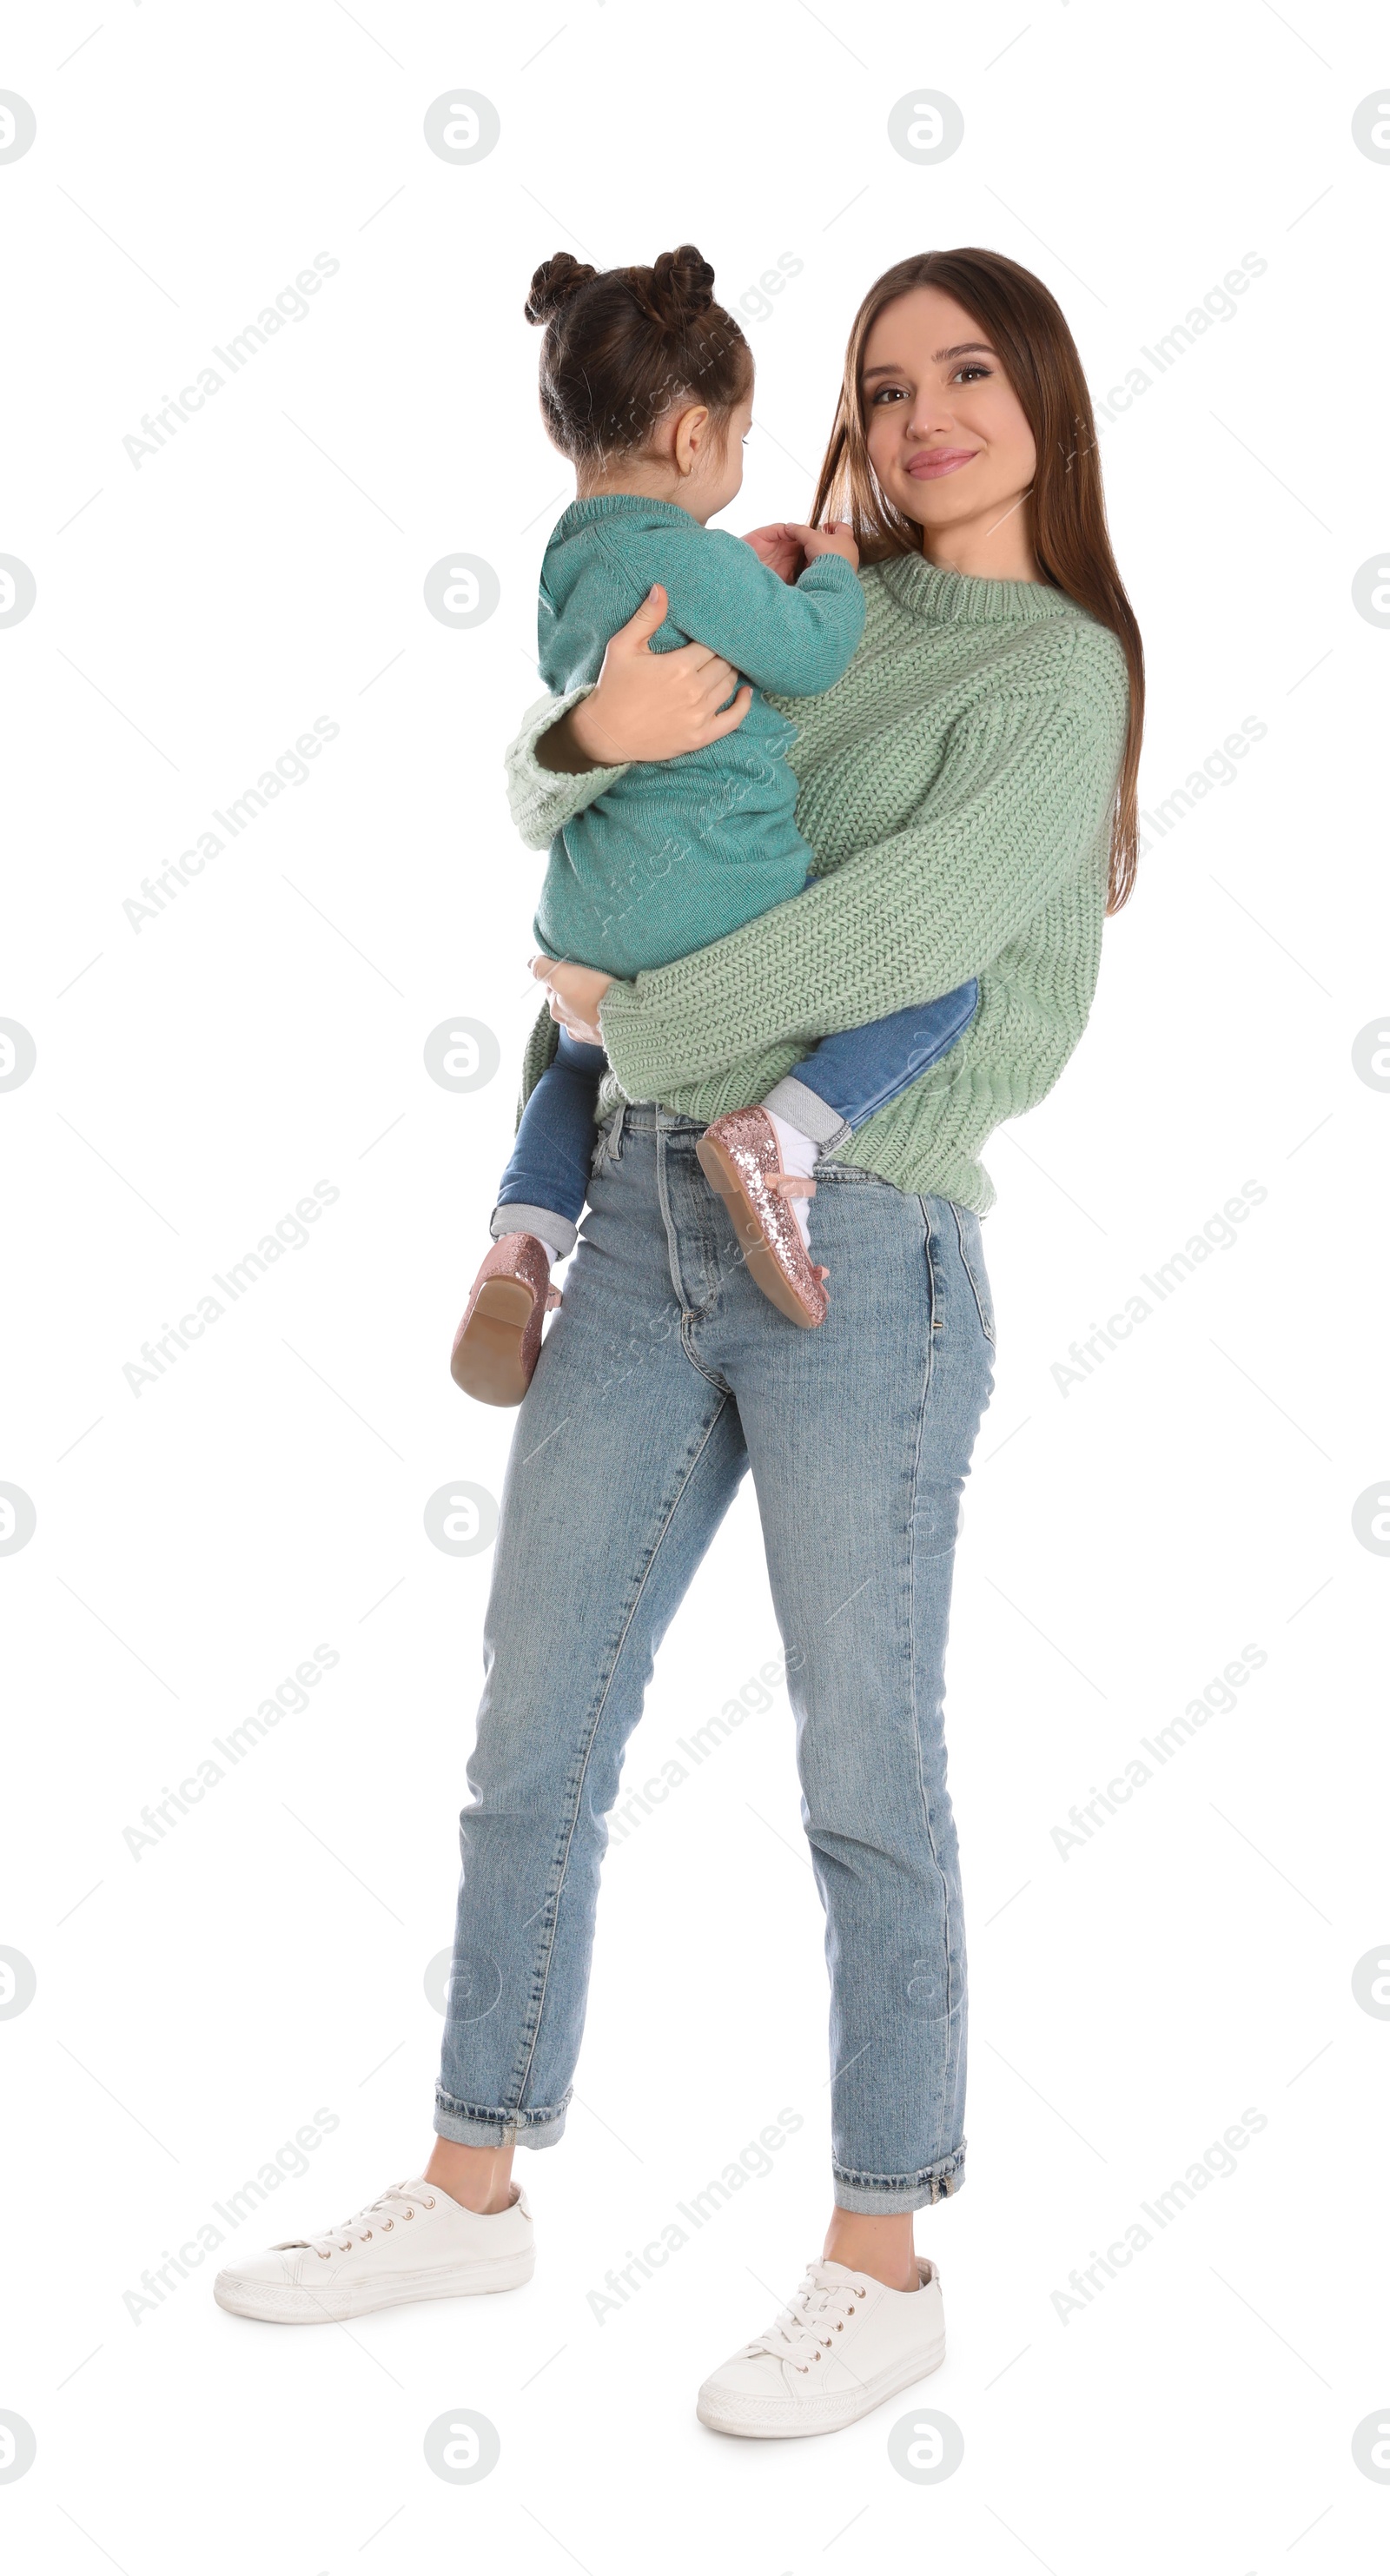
[215,248,1143,2442]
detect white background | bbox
[3,2,1388,2569]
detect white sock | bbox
[766,1111,818,1249]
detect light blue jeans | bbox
[436,1103,996,2211]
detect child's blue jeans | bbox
[493,980,979,1257]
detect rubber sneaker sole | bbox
[214,2246,535,2324]
[696,2334,945,2438]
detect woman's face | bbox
[861,287,1037,549]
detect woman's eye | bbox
[953,365,990,383]
[870,385,906,405]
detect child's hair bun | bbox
[531,244,751,464]
[647,244,716,327]
[525,253,598,326]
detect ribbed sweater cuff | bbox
[504,686,629,851]
[597,984,683,1103]
[797,552,863,596]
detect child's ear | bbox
[672,403,711,474]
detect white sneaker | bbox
[213,2177,534,2324]
[697,2255,945,2438]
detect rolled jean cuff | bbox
[490,1202,578,1260]
[433,2087,570,2151]
[760,1074,852,1155]
[831,2142,966,2215]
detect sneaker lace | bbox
[745,2261,868,2372]
[295,2180,438,2258]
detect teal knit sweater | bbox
[506,555,1130,1215]
[533,494,865,974]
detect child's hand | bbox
[532,955,612,1044]
[743,523,808,582]
[799,520,860,572]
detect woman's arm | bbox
[506,687,628,848]
[598,635,1129,1103]
[505,584,754,847]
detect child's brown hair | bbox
[525,244,752,467]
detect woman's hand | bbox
[537,585,754,774]
[532,955,612,1045]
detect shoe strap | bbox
[772,1175,817,1197]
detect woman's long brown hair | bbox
[811,248,1144,913]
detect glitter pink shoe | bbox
[697,1107,830,1328]
[450,1233,562,1407]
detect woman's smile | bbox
[904,446,981,480]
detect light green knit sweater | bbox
[506,555,1129,1214]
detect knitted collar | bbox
[553,493,697,534]
[876,552,1082,625]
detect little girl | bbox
[452,245,978,1406]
